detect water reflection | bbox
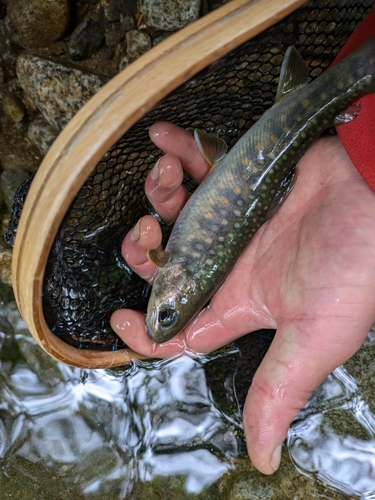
[3,300,375,498]
[288,332,375,499]
[0,304,238,497]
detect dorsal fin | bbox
[275,46,309,103]
[147,248,171,267]
[194,129,228,168]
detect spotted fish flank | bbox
[146,36,375,344]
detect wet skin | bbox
[111,121,375,475]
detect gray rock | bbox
[28,117,59,156]
[102,0,137,21]
[126,30,151,61]
[119,55,130,72]
[68,16,104,61]
[1,168,30,209]
[139,0,201,31]
[120,14,135,31]
[2,93,25,122]
[0,249,12,286]
[7,0,70,49]
[16,55,107,131]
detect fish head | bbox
[146,261,197,344]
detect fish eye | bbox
[158,308,178,329]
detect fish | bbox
[146,35,375,344]
[7,1,372,351]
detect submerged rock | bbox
[16,55,107,131]
[7,0,70,49]
[139,0,201,31]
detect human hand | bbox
[111,121,375,474]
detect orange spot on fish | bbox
[219,197,229,205]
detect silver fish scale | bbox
[7,0,373,349]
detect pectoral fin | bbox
[194,129,228,168]
[147,248,171,267]
[275,46,309,103]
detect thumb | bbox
[243,318,368,475]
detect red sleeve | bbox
[331,7,375,190]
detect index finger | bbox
[149,122,210,184]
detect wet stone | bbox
[7,0,70,49]
[0,249,11,286]
[28,117,59,156]
[2,93,24,122]
[1,168,30,209]
[126,30,151,61]
[139,0,201,31]
[68,16,104,61]
[103,0,138,21]
[16,55,107,131]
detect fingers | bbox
[145,122,211,224]
[145,153,187,224]
[149,122,210,184]
[243,317,369,475]
[122,215,161,282]
[110,308,186,358]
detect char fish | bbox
[146,36,375,343]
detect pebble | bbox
[7,0,70,49]
[16,55,107,131]
[28,117,59,156]
[0,249,12,286]
[68,16,105,61]
[104,22,125,48]
[102,0,137,21]
[1,168,30,209]
[120,14,135,32]
[139,0,201,31]
[126,30,151,61]
[2,93,24,122]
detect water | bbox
[288,331,375,499]
[1,296,375,499]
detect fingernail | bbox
[270,443,282,471]
[150,159,160,181]
[130,220,140,242]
